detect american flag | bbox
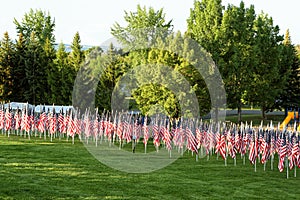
[186,127,198,154]
[57,112,64,134]
[219,132,227,160]
[261,131,270,164]
[142,116,149,146]
[278,134,287,172]
[0,107,4,130]
[153,121,160,148]
[49,111,57,135]
[4,108,12,131]
[162,120,172,151]
[14,111,21,131]
[288,134,296,170]
[37,112,46,133]
[249,132,258,165]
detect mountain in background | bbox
[54,44,111,52]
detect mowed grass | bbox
[1,134,300,200]
[225,114,285,126]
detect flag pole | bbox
[286,157,289,179]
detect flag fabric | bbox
[4,108,12,131]
[219,133,227,160]
[2,107,300,176]
[249,133,258,165]
[278,134,287,172]
[0,107,4,130]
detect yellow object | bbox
[280,111,299,129]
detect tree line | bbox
[0,1,300,122]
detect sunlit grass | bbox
[0,134,299,199]
[225,114,285,125]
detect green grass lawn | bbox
[1,134,300,199]
[225,114,285,126]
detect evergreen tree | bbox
[95,43,126,111]
[54,42,70,105]
[12,33,27,102]
[44,37,59,104]
[66,32,84,104]
[0,32,14,102]
[69,32,84,72]
[24,32,47,104]
[276,29,300,110]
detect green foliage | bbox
[248,13,286,118]
[0,32,14,102]
[45,37,60,104]
[275,29,300,109]
[23,32,48,104]
[111,5,212,118]
[11,33,27,102]
[111,4,173,50]
[54,43,71,105]
[14,8,55,45]
[67,32,85,105]
[94,43,127,111]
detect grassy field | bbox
[1,134,300,200]
[225,114,285,126]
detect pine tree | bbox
[54,42,70,105]
[276,29,300,109]
[69,32,84,72]
[0,32,14,102]
[66,32,85,104]
[24,32,47,104]
[12,33,27,102]
[44,37,58,104]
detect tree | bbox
[66,32,85,105]
[187,0,223,58]
[95,43,126,111]
[24,32,48,104]
[0,32,14,102]
[54,42,70,105]
[45,37,59,104]
[69,32,84,72]
[218,2,256,122]
[110,5,213,118]
[275,29,300,110]
[11,33,27,102]
[14,8,55,45]
[187,0,225,121]
[13,9,56,104]
[247,13,286,119]
[111,4,173,50]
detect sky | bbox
[0,0,299,46]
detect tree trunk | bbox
[237,104,242,123]
[262,105,266,120]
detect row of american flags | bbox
[1,105,300,177]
